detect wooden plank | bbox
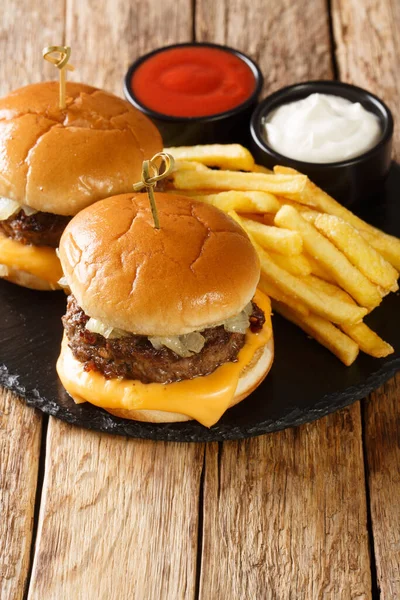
[332,0,400,160]
[364,375,400,599]
[66,0,193,94]
[0,0,65,96]
[195,0,332,94]
[0,391,41,600]
[200,407,372,599]
[28,420,204,600]
[332,1,400,596]
[196,0,372,596]
[27,2,202,599]
[0,1,64,597]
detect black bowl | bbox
[250,81,393,207]
[124,43,263,147]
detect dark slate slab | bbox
[1,164,400,442]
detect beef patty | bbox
[0,210,71,247]
[63,295,265,384]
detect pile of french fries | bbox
[164,144,400,366]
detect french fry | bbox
[231,212,366,324]
[358,228,400,272]
[274,165,400,270]
[254,242,367,325]
[165,144,255,171]
[302,275,394,357]
[258,277,309,316]
[277,197,319,210]
[186,190,281,214]
[302,274,352,302]
[272,300,359,366]
[304,253,335,282]
[168,150,398,365]
[274,205,382,310]
[314,213,399,292]
[268,251,311,276]
[173,160,209,171]
[340,322,394,358]
[172,169,308,195]
[165,188,221,196]
[253,164,273,174]
[240,216,303,255]
[291,208,320,223]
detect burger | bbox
[56,192,274,427]
[0,81,162,290]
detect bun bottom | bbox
[1,267,57,291]
[98,337,274,424]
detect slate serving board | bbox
[1,165,400,442]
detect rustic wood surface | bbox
[0,1,63,597]
[200,408,371,600]
[28,420,204,600]
[332,0,400,161]
[364,374,400,600]
[333,2,400,596]
[0,0,399,598]
[0,392,41,600]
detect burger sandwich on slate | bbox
[56,192,274,427]
[0,81,161,290]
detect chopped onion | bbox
[149,331,205,357]
[184,331,205,353]
[57,276,70,289]
[0,198,20,220]
[0,197,38,220]
[21,205,38,216]
[149,336,192,357]
[85,317,128,339]
[222,302,252,334]
[0,264,9,277]
[83,303,253,351]
[86,318,114,339]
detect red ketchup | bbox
[130,46,256,118]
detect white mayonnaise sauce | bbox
[263,93,382,163]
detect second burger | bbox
[0,81,162,290]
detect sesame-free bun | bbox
[59,192,261,336]
[0,81,162,215]
[66,337,274,424]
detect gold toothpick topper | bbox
[42,45,75,110]
[133,152,175,229]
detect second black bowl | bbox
[124,43,263,147]
[250,81,393,207]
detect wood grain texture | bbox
[200,406,371,600]
[28,420,204,600]
[0,0,66,95]
[66,0,193,94]
[364,374,400,599]
[196,2,372,598]
[195,0,332,94]
[0,391,41,600]
[332,0,400,159]
[0,1,64,597]
[333,1,400,595]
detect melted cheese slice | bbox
[57,290,272,427]
[0,231,63,286]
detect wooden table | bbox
[1,0,399,598]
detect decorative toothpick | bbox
[42,45,75,109]
[133,152,175,229]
